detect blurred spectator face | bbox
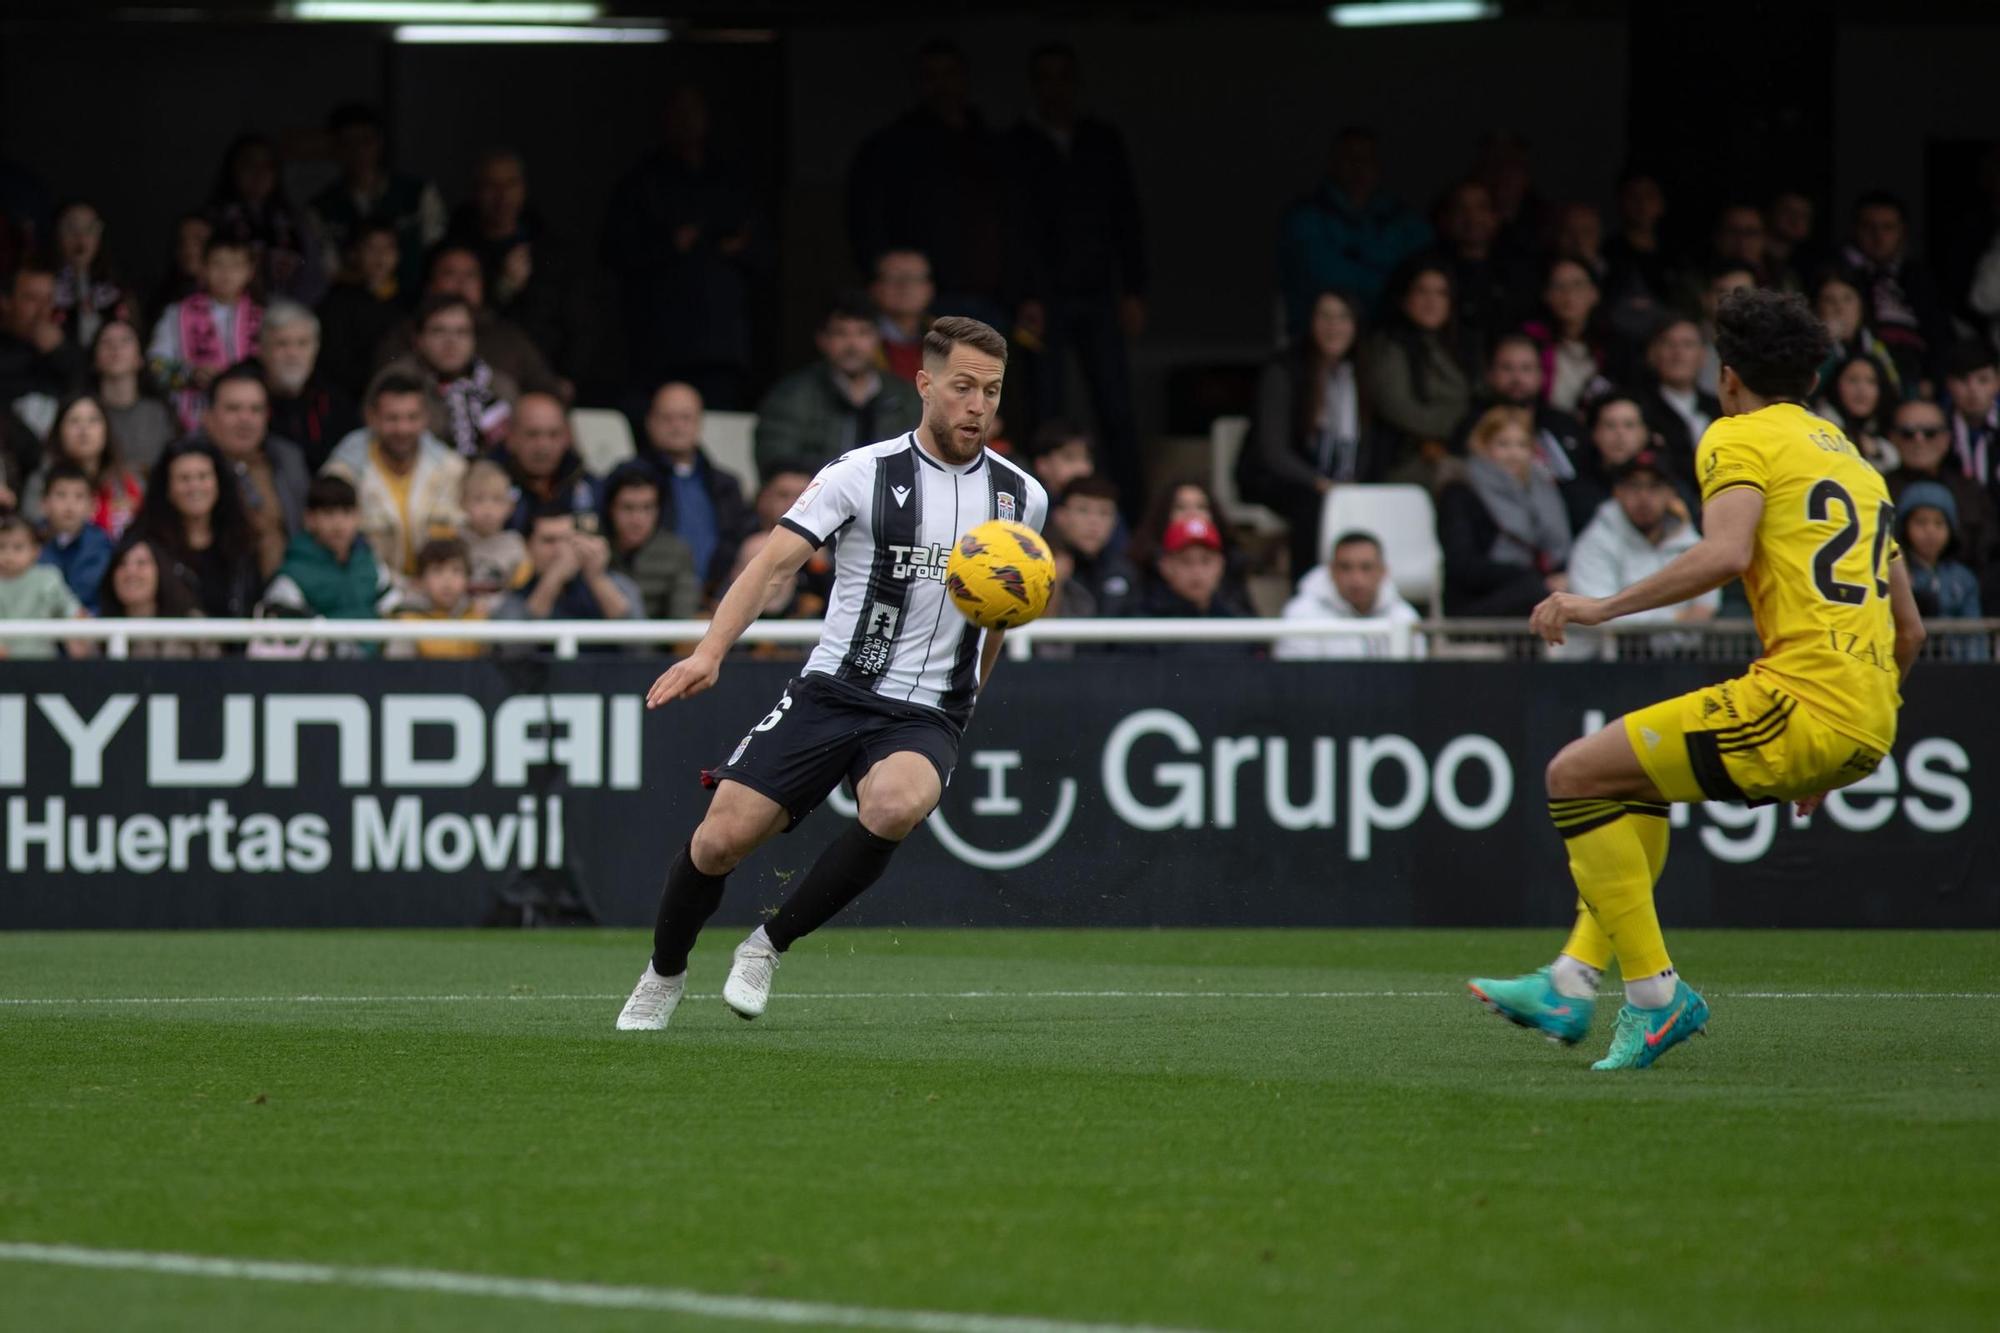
[1904,507,1950,564]
[59,399,109,469]
[93,320,144,379]
[1555,204,1602,260]
[1617,175,1664,231]
[356,229,400,289]
[261,319,319,395]
[1030,48,1080,124]
[206,379,270,458]
[111,540,161,610]
[1815,278,1863,340]
[0,524,36,579]
[168,452,219,523]
[1891,402,1949,471]
[1614,470,1672,535]
[870,251,934,325]
[1544,260,1598,331]
[1477,420,1535,481]
[1713,206,1766,265]
[1330,538,1387,613]
[334,120,385,184]
[56,204,103,270]
[609,480,661,554]
[1835,359,1881,422]
[645,382,704,461]
[305,503,360,563]
[1948,363,2000,418]
[1854,204,1905,265]
[1168,484,1214,525]
[43,477,93,537]
[1310,293,1358,363]
[526,513,577,574]
[1768,192,1812,246]
[510,395,570,479]
[1032,438,1093,496]
[819,314,881,378]
[917,48,969,116]
[369,390,428,463]
[231,140,279,205]
[756,470,810,528]
[473,154,527,234]
[1055,493,1116,558]
[416,305,477,377]
[461,472,513,537]
[203,245,254,304]
[1648,321,1705,389]
[421,556,469,611]
[1438,182,1497,256]
[175,217,212,281]
[1328,130,1379,199]
[1402,270,1451,332]
[1592,400,1648,466]
[4,268,55,334]
[429,249,486,307]
[1488,340,1542,404]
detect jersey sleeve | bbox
[1023,475,1051,534]
[778,452,870,548]
[1695,418,1771,505]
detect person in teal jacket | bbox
[1279,127,1432,335]
[259,474,399,640]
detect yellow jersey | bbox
[1696,402,1902,752]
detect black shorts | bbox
[705,674,962,831]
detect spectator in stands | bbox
[96,536,217,658]
[380,293,517,458]
[1766,189,1823,287]
[50,201,135,353]
[1561,392,1659,534]
[1942,339,2000,496]
[600,466,701,620]
[1695,261,1756,395]
[447,149,579,377]
[1898,481,1981,620]
[1564,449,1717,649]
[86,321,174,484]
[499,392,597,532]
[1023,418,1096,501]
[457,458,526,610]
[1812,268,1902,402]
[870,249,934,384]
[1243,288,1369,577]
[309,102,447,298]
[1281,126,1429,332]
[260,474,398,631]
[1031,532,1096,656]
[1132,478,1252,613]
[0,513,85,660]
[1519,258,1609,415]
[1884,398,1991,580]
[1128,515,1254,649]
[1843,192,1951,391]
[387,537,486,659]
[0,409,35,513]
[322,371,466,582]
[206,133,324,303]
[1708,202,1794,294]
[1362,256,1475,481]
[151,213,210,314]
[149,234,261,434]
[1274,530,1423,660]
[1052,475,1137,616]
[754,293,922,476]
[316,220,405,400]
[33,463,111,612]
[1603,170,1673,313]
[392,242,564,400]
[18,394,142,538]
[848,44,1008,325]
[604,85,758,409]
[639,380,756,595]
[1,257,83,432]
[1471,129,1547,264]
[493,504,641,650]
[746,466,832,615]
[259,300,358,473]
[132,437,262,619]
[1453,332,1585,481]
[1815,352,1898,471]
[1635,316,1720,483]
[1553,203,1608,283]
[203,365,310,579]
[1433,180,1534,347]
[1438,406,1571,616]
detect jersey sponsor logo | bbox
[852,602,901,674]
[996,491,1016,521]
[889,542,951,582]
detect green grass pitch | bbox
[2,928,1995,1332]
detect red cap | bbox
[1161,515,1223,553]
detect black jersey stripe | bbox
[936,457,1011,721]
[836,445,920,683]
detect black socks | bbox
[650,843,729,977]
[765,824,902,952]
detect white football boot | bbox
[721,928,780,1019]
[614,966,685,1030]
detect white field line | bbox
[0,1241,1210,1333]
[1,989,1996,1007]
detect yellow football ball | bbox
[945,519,1056,631]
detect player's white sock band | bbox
[1626,969,1677,1009]
[1550,955,1601,1000]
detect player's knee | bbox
[1545,745,1586,798]
[690,816,755,875]
[857,782,934,840]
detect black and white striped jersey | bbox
[777,432,1049,725]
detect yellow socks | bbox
[1547,799,1673,982]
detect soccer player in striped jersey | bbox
[616,316,1048,1031]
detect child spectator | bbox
[387,537,486,659]
[97,537,219,659]
[459,458,527,610]
[260,474,399,626]
[20,394,144,538]
[149,234,263,434]
[1898,482,1982,619]
[35,462,112,612]
[0,513,86,660]
[1052,476,1138,616]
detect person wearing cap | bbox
[1127,512,1255,652]
[1897,480,1982,622]
[1563,448,1718,656]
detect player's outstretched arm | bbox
[1530,488,1761,646]
[977,629,1006,691]
[646,526,817,709]
[1887,557,1926,682]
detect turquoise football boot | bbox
[1592,979,1710,1070]
[1467,965,1595,1046]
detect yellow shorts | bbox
[1623,672,1885,805]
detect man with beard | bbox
[616,317,1047,1032]
[258,300,358,472]
[1450,333,1584,479]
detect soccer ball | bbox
[945,519,1056,631]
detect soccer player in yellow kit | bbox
[1469,289,1927,1069]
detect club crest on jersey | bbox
[997,491,1016,522]
[890,542,950,582]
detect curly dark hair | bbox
[1714,287,1831,400]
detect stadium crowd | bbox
[3,41,1999,662]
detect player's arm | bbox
[1531,488,1761,645]
[1887,556,1925,681]
[645,526,816,708]
[978,629,1006,691]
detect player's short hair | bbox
[305,474,359,512]
[1714,288,1832,400]
[415,536,470,576]
[1941,338,1997,381]
[923,316,1008,367]
[1060,475,1119,507]
[1330,530,1382,558]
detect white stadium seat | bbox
[570,408,635,477]
[701,410,761,497]
[1318,484,1442,615]
[1208,415,1287,534]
